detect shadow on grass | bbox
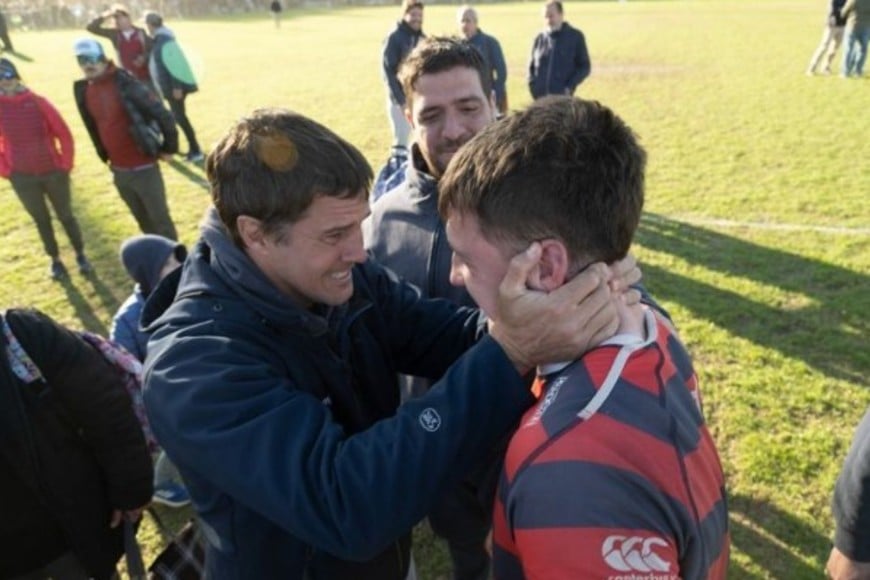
[637,214,869,386]
[56,276,111,336]
[165,158,209,191]
[6,50,33,63]
[729,493,829,579]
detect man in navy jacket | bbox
[528,0,591,99]
[142,108,628,579]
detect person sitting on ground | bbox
[439,95,730,579]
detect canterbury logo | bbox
[602,535,672,573]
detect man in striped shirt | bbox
[439,96,729,579]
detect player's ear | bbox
[527,238,568,291]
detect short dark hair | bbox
[207,108,373,247]
[439,96,646,268]
[546,1,564,14]
[402,0,423,13]
[399,36,492,111]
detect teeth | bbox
[332,271,350,280]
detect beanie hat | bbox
[73,38,106,60]
[0,58,19,80]
[120,235,187,297]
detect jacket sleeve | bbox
[36,95,75,171]
[0,126,10,179]
[7,309,153,510]
[110,299,147,363]
[73,81,109,164]
[833,407,870,561]
[85,16,117,44]
[567,29,591,92]
[144,312,533,561]
[841,0,855,18]
[527,35,540,95]
[382,32,406,105]
[489,36,508,104]
[127,76,179,155]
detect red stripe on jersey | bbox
[504,403,553,482]
[682,430,727,519]
[533,413,693,508]
[512,527,679,580]
[492,494,518,556]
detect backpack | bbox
[2,314,160,453]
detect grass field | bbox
[0,1,868,578]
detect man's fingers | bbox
[552,262,606,305]
[500,243,542,298]
[109,509,122,528]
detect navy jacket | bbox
[382,21,424,105]
[467,29,508,107]
[528,22,591,99]
[833,407,870,561]
[142,211,534,579]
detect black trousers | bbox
[168,95,201,155]
[11,171,84,259]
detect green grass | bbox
[1,2,867,578]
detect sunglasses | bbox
[76,55,102,66]
[0,71,15,80]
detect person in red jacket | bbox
[0,59,92,280]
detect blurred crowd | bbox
[3,0,270,29]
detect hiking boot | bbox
[50,260,68,280]
[152,482,191,508]
[76,254,94,275]
[185,151,205,163]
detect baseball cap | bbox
[0,58,19,80]
[73,38,106,60]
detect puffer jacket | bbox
[0,308,152,579]
[141,209,534,579]
[73,63,178,162]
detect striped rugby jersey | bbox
[493,308,729,580]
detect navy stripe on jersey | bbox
[507,461,691,540]
[667,332,695,382]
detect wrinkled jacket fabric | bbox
[142,210,534,579]
[0,309,153,579]
[365,145,471,306]
[73,64,178,163]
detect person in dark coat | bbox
[527,0,591,99]
[0,308,153,580]
[827,407,870,579]
[382,0,424,151]
[144,11,203,162]
[458,5,508,115]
